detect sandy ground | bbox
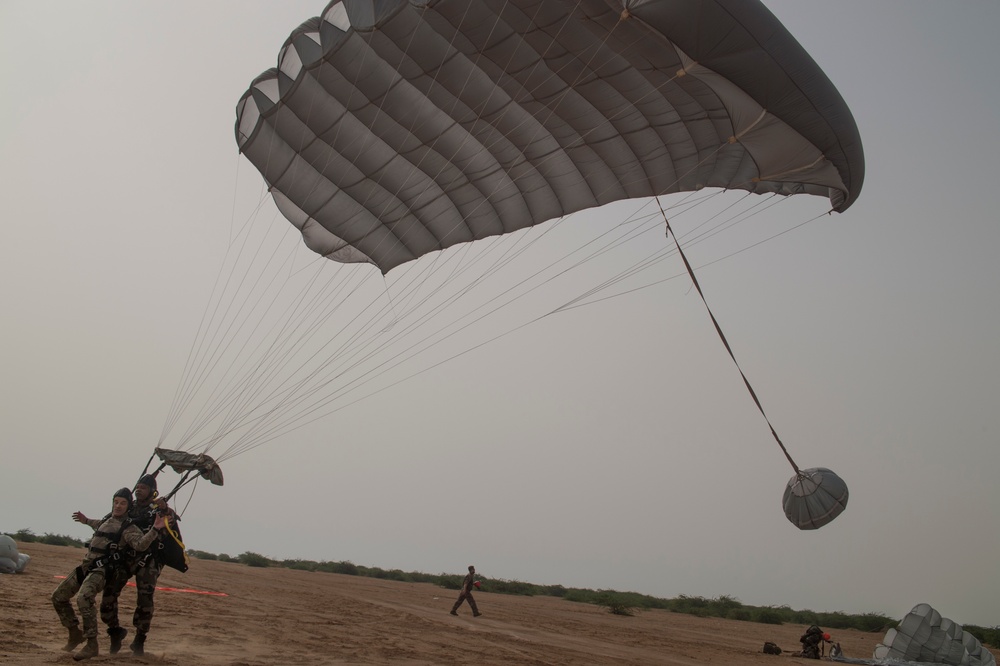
[2,542,995,666]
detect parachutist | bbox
[100,473,176,657]
[52,488,163,661]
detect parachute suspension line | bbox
[160,196,277,444]
[226,189,758,457]
[139,450,158,479]
[201,13,812,461]
[170,214,317,451]
[379,273,402,332]
[158,470,201,513]
[547,191,773,315]
[193,262,387,460]
[685,205,831,274]
[175,475,198,519]
[656,197,801,474]
[195,168,785,459]
[213,235,567,458]
[211,214,631,457]
[190,189,788,460]
[217,197,723,457]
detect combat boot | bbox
[73,637,99,661]
[62,626,85,652]
[108,626,128,654]
[130,631,146,656]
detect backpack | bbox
[763,641,782,655]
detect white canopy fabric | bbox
[0,534,30,574]
[873,604,996,666]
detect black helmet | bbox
[113,487,134,508]
[136,474,157,491]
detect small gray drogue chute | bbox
[0,534,30,574]
[783,467,849,530]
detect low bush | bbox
[755,607,784,625]
[4,529,86,548]
[238,551,272,567]
[22,535,985,637]
[598,593,637,616]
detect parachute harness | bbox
[658,198,800,476]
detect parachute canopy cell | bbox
[782,467,848,530]
[874,604,997,666]
[235,0,864,273]
[155,448,224,486]
[0,534,30,574]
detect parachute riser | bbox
[657,198,800,474]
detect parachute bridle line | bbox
[658,197,801,475]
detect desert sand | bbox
[2,542,992,665]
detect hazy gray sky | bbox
[2,2,998,629]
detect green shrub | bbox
[39,533,86,547]
[237,552,271,567]
[853,612,895,633]
[755,607,784,625]
[283,559,317,571]
[965,625,1000,648]
[543,584,567,598]
[598,593,637,616]
[327,561,359,576]
[792,610,819,625]
[188,550,218,560]
[727,608,753,621]
[562,589,595,603]
[5,529,85,548]
[217,553,238,563]
[485,578,536,596]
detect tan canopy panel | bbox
[235,0,864,273]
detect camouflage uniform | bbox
[450,568,480,616]
[101,498,166,635]
[799,626,826,659]
[52,515,159,639]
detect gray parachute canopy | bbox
[873,604,996,666]
[0,534,30,574]
[235,0,864,273]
